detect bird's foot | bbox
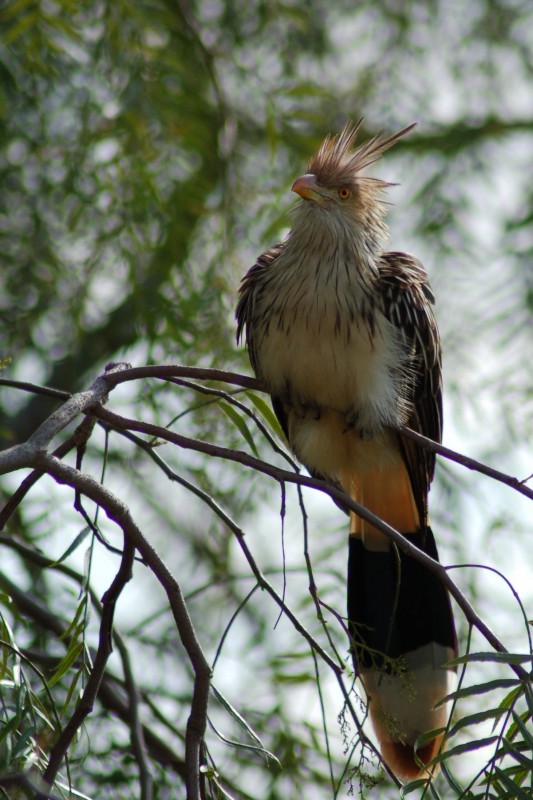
[343,410,373,439]
[291,399,321,421]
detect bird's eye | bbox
[338,187,351,200]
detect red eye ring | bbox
[338,187,351,200]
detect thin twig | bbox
[1,364,531,791]
[86,419,393,780]
[0,559,187,779]
[43,535,136,786]
[89,406,529,681]
[399,424,533,500]
[299,482,346,668]
[35,453,211,800]
[114,633,154,800]
[1,371,526,680]
[166,375,296,467]
[103,366,533,499]
[97,422,341,671]
[0,378,70,401]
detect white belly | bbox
[256,308,406,428]
[253,293,413,485]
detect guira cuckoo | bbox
[236,121,457,781]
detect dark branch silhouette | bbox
[0,364,531,797]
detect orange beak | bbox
[291,173,323,202]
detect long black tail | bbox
[348,529,457,781]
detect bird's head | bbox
[291,120,415,235]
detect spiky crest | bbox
[307,119,416,191]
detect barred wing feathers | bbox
[378,251,442,528]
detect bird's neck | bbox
[286,202,387,284]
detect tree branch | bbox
[399,424,533,501]
[34,452,211,800]
[0,564,187,778]
[0,414,96,531]
[2,366,530,500]
[0,363,531,794]
[99,423,340,672]
[2,364,521,683]
[89,406,529,681]
[42,535,136,787]
[114,633,154,800]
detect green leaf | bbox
[54,781,95,800]
[438,677,520,705]
[244,391,285,441]
[280,81,331,99]
[208,716,282,768]
[2,9,39,44]
[28,697,55,731]
[212,685,263,747]
[62,668,84,717]
[447,651,532,667]
[12,729,36,760]
[441,735,500,759]
[500,684,526,713]
[209,774,240,800]
[501,737,533,769]
[491,766,532,800]
[218,401,259,456]
[510,712,533,748]
[400,778,430,796]
[48,641,84,688]
[59,599,88,642]
[47,526,92,567]
[446,707,508,737]
[0,0,35,22]
[414,726,446,749]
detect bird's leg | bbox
[310,403,321,421]
[290,398,321,421]
[343,408,373,439]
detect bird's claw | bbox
[343,410,373,439]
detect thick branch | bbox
[0,363,130,474]
[2,366,530,500]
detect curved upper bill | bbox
[291,173,323,202]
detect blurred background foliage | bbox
[0,0,532,797]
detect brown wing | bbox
[378,251,442,527]
[236,243,290,441]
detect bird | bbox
[235,120,457,782]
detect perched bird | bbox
[236,120,457,782]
